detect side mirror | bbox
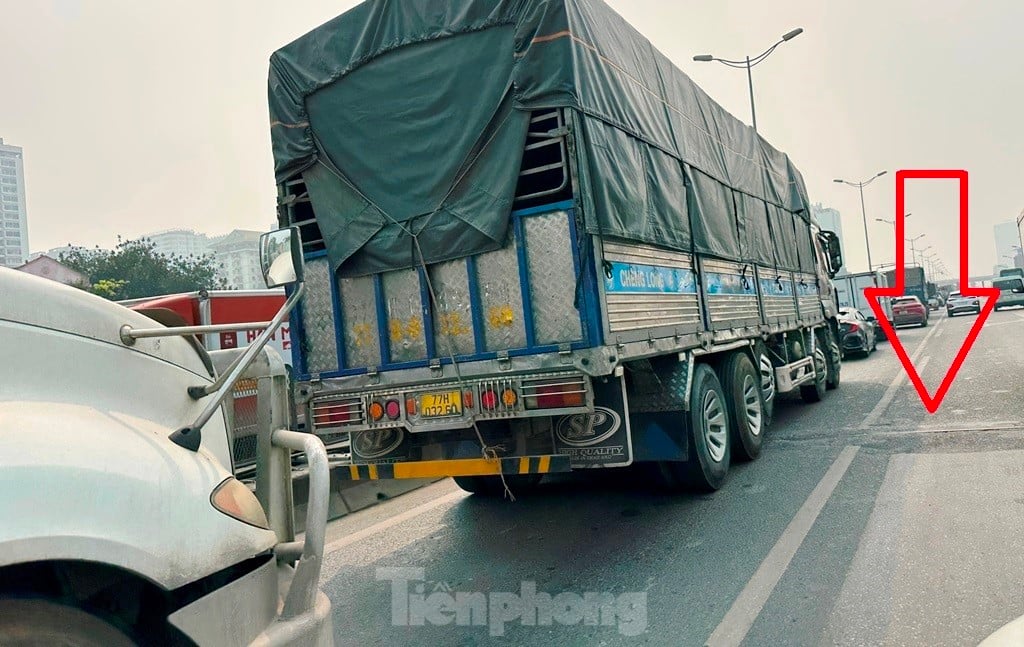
[865,314,877,322]
[260,227,304,288]
[817,230,843,278]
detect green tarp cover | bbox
[269,0,815,276]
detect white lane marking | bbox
[859,356,931,429]
[324,489,468,554]
[859,319,944,430]
[705,446,860,647]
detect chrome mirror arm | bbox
[169,282,304,451]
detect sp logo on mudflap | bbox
[555,407,622,447]
[351,428,405,460]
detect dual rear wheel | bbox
[659,352,767,492]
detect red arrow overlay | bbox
[864,169,998,414]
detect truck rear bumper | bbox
[168,557,333,646]
[336,454,572,481]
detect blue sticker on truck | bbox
[604,261,697,294]
[704,271,755,295]
[760,277,795,296]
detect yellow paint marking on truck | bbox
[368,464,378,480]
[349,465,359,480]
[539,456,551,473]
[519,456,530,474]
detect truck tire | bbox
[751,340,776,426]
[800,333,827,403]
[677,363,731,491]
[824,328,841,390]
[0,599,136,647]
[718,352,764,461]
[453,473,541,496]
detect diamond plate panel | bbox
[339,275,380,368]
[475,232,528,351]
[523,212,583,344]
[299,257,339,374]
[382,268,427,363]
[626,357,690,413]
[428,260,476,357]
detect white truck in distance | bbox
[0,228,333,646]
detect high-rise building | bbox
[208,230,264,290]
[993,220,1023,269]
[0,138,30,267]
[811,203,845,274]
[146,229,211,258]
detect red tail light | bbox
[480,389,498,410]
[525,384,586,409]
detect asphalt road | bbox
[321,306,1024,646]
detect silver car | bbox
[946,291,981,316]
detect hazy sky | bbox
[2,0,1022,276]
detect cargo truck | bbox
[271,0,845,494]
[882,265,927,305]
[834,270,893,339]
[0,229,333,645]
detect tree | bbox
[60,237,227,300]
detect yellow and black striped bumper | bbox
[336,454,571,481]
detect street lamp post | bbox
[907,235,926,268]
[834,171,888,272]
[693,27,804,133]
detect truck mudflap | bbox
[336,454,572,481]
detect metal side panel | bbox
[758,267,799,327]
[382,268,428,364]
[701,258,761,330]
[600,240,702,337]
[522,211,583,345]
[428,260,475,357]
[795,272,824,322]
[338,274,381,369]
[299,257,340,375]
[475,230,528,352]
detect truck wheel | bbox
[718,352,764,461]
[0,599,136,647]
[453,474,541,496]
[824,329,841,390]
[800,336,827,403]
[751,340,775,426]
[679,364,731,491]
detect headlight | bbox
[211,477,269,529]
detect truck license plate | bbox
[420,391,462,418]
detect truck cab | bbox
[0,228,332,645]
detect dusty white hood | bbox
[0,267,211,378]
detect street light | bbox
[876,213,911,226]
[906,234,926,268]
[692,27,804,132]
[834,170,888,272]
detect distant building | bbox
[15,255,87,287]
[811,203,846,275]
[27,244,80,262]
[994,220,1023,269]
[147,228,211,258]
[208,229,263,290]
[0,138,30,267]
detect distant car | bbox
[946,291,981,316]
[993,277,1024,311]
[838,307,877,357]
[927,297,941,311]
[892,295,929,327]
